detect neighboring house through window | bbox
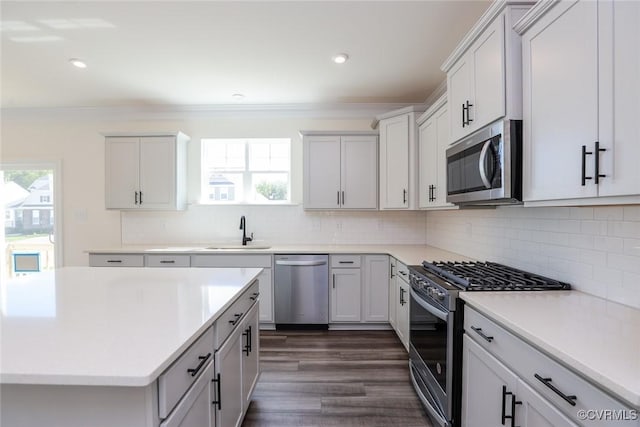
[201,138,291,204]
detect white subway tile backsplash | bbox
[427,205,640,309]
[594,206,624,221]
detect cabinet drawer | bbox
[191,254,272,268]
[465,306,637,425]
[89,254,144,267]
[215,281,259,349]
[330,254,361,268]
[396,260,409,283]
[146,254,191,267]
[159,360,213,427]
[158,326,215,419]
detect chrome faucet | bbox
[239,215,253,246]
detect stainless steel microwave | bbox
[446,119,522,205]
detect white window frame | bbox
[1,160,63,269]
[200,138,291,205]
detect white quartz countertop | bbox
[0,267,261,387]
[86,244,471,266]
[460,291,640,408]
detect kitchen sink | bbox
[204,245,271,250]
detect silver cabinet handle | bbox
[275,260,328,266]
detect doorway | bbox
[1,163,61,280]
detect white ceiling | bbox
[0,1,490,110]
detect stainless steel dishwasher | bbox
[274,254,329,328]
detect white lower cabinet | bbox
[329,254,390,325]
[363,255,389,322]
[462,335,578,427]
[393,259,410,351]
[214,324,243,427]
[160,362,214,427]
[388,257,397,329]
[463,305,638,427]
[241,304,260,410]
[462,334,518,427]
[330,256,362,322]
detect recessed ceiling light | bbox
[232,93,245,101]
[69,58,87,69]
[332,53,349,64]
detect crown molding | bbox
[441,0,537,72]
[0,102,417,121]
[417,93,447,126]
[514,0,560,34]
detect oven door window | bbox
[447,135,502,194]
[410,295,448,392]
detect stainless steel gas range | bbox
[407,261,571,427]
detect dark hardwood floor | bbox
[242,330,433,427]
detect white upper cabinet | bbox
[377,106,422,210]
[302,132,378,210]
[442,1,533,144]
[417,95,457,209]
[517,0,640,205]
[105,132,189,210]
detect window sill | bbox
[193,201,300,207]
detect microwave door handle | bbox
[479,139,493,189]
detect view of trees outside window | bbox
[201,138,291,203]
[1,169,55,279]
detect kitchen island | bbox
[0,266,262,427]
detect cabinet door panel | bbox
[363,255,389,322]
[241,304,260,411]
[139,136,176,209]
[105,137,139,209]
[341,136,377,209]
[461,335,518,427]
[330,269,361,322]
[388,259,397,329]
[215,328,243,427]
[380,115,410,209]
[598,0,640,197]
[472,14,506,129]
[396,280,410,351]
[448,57,473,144]
[434,107,454,208]
[257,269,273,323]
[418,117,438,208]
[160,362,214,427]
[516,379,579,427]
[523,0,599,201]
[303,136,341,208]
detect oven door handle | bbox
[410,289,448,322]
[478,139,495,189]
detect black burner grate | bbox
[421,261,571,291]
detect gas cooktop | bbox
[415,261,571,292]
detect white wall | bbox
[1,108,428,265]
[426,206,640,309]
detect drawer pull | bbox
[249,292,260,301]
[470,326,494,343]
[534,374,577,406]
[212,373,222,410]
[107,260,122,263]
[399,270,407,276]
[159,260,175,264]
[186,352,211,377]
[228,313,243,326]
[339,261,354,264]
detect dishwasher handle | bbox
[275,259,328,267]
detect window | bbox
[40,195,50,203]
[201,138,290,204]
[32,210,40,225]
